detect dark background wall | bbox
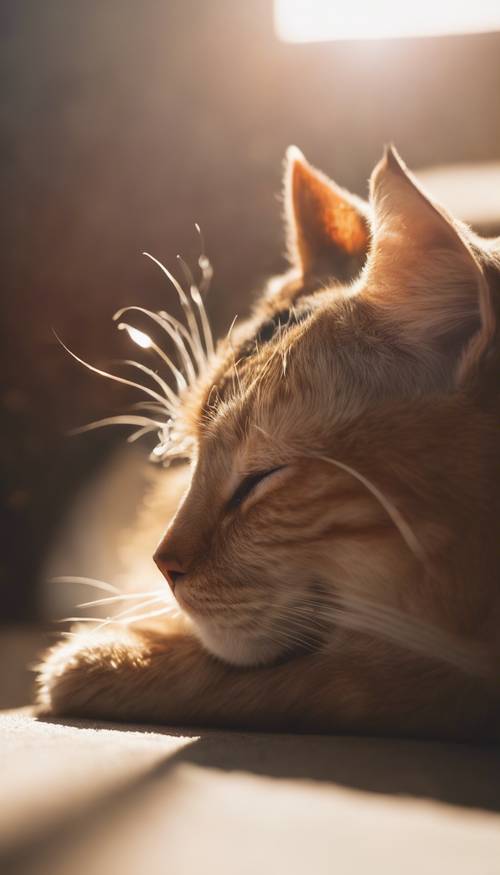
[2,0,500,621]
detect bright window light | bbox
[275,0,500,42]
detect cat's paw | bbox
[36,627,146,719]
[36,613,202,723]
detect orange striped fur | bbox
[38,147,500,739]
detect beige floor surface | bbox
[1,708,500,875]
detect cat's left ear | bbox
[367,146,495,383]
[284,147,370,283]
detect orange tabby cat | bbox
[38,146,500,740]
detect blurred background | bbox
[2,0,500,703]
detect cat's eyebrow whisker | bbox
[117,322,187,394]
[229,350,244,399]
[127,424,163,443]
[143,252,206,372]
[157,310,200,382]
[195,223,214,298]
[118,359,179,410]
[50,576,120,594]
[129,402,170,423]
[114,306,197,385]
[177,253,215,359]
[53,332,171,411]
[158,310,202,374]
[226,314,239,345]
[189,281,214,357]
[71,415,166,438]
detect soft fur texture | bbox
[38,147,500,739]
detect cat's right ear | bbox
[284,147,370,283]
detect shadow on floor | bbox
[3,712,499,874]
[38,713,500,812]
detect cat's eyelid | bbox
[228,465,288,510]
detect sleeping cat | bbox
[37,146,500,739]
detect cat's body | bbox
[38,147,500,739]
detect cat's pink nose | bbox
[153,550,186,593]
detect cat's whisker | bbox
[341,597,484,675]
[195,223,214,298]
[130,401,168,414]
[121,606,174,626]
[302,595,484,676]
[248,343,284,399]
[257,425,432,580]
[190,284,214,357]
[50,576,120,594]
[58,594,174,636]
[225,314,239,344]
[272,608,331,636]
[119,359,179,410]
[117,322,187,394]
[314,454,429,571]
[269,594,485,675]
[177,253,215,358]
[57,617,117,624]
[128,402,170,433]
[114,306,197,385]
[229,350,244,399]
[264,623,316,653]
[71,415,166,437]
[77,589,166,609]
[156,311,200,383]
[302,593,445,650]
[232,607,321,651]
[127,424,162,443]
[53,332,171,411]
[143,252,206,372]
[269,609,332,650]
[96,594,168,621]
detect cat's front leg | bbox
[37,616,340,729]
[37,619,496,738]
[37,615,214,725]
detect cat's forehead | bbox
[188,280,412,455]
[235,302,313,360]
[191,290,347,444]
[210,295,322,396]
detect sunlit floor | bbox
[2,707,500,875]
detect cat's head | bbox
[153,147,499,672]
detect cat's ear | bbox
[284,146,370,283]
[367,146,495,383]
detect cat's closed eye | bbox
[228,466,286,510]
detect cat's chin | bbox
[192,621,290,668]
